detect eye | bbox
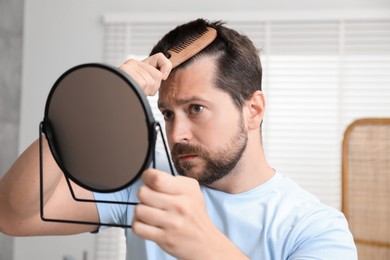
[162,110,174,121]
[189,104,205,114]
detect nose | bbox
[168,116,192,144]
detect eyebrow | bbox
[158,96,210,110]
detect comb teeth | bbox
[167,27,217,68]
[170,30,209,53]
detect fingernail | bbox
[164,52,171,59]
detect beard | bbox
[171,116,248,185]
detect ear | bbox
[244,90,265,131]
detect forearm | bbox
[0,137,63,227]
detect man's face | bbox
[158,56,248,185]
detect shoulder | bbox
[200,172,357,259]
[272,173,357,259]
[285,206,357,259]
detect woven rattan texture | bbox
[342,118,390,259]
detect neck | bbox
[207,132,274,194]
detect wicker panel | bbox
[342,118,390,260]
[356,242,390,259]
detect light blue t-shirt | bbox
[94,153,357,259]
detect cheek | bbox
[195,111,240,146]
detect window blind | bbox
[261,21,341,207]
[95,228,126,260]
[97,15,390,259]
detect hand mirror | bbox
[39,63,173,228]
[38,27,217,227]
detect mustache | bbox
[171,143,209,161]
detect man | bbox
[0,19,357,259]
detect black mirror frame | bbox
[39,63,174,228]
[42,63,156,193]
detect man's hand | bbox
[119,53,172,96]
[132,169,249,260]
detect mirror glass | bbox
[43,64,155,192]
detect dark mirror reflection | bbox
[44,64,154,192]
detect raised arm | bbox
[0,137,99,236]
[0,53,172,236]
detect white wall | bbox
[14,234,96,260]
[16,0,390,259]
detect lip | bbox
[178,154,198,161]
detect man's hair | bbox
[150,18,262,109]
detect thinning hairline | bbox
[158,51,242,110]
[189,51,247,109]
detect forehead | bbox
[158,56,224,107]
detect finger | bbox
[135,62,164,95]
[142,168,198,195]
[126,68,150,93]
[137,185,174,209]
[134,203,169,228]
[144,53,172,80]
[136,61,164,79]
[131,68,158,96]
[132,213,165,242]
[119,61,160,96]
[141,169,175,194]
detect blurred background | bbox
[1,0,389,259]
